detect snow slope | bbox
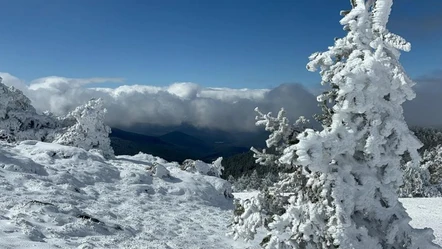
[0,141,440,248]
[0,141,251,249]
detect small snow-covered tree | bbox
[260,172,278,190]
[54,98,114,158]
[247,170,261,190]
[0,77,58,142]
[401,145,442,197]
[422,145,442,186]
[230,108,309,244]
[234,175,249,191]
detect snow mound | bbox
[0,141,245,249]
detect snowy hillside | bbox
[0,141,441,248]
[0,141,251,249]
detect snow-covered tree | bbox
[232,1,440,248]
[423,145,442,186]
[54,98,114,158]
[272,1,438,248]
[411,127,442,152]
[260,172,278,190]
[400,145,442,197]
[247,170,261,190]
[233,175,249,191]
[230,108,310,244]
[0,77,58,142]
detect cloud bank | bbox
[0,73,319,132]
[404,70,442,128]
[1,71,439,132]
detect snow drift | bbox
[0,141,238,249]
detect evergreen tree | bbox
[54,98,114,158]
[400,145,442,197]
[411,127,442,153]
[247,170,261,190]
[423,145,442,186]
[260,172,278,190]
[232,1,440,248]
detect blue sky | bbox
[0,0,441,89]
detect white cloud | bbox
[0,72,28,91]
[2,71,438,131]
[29,76,125,91]
[403,71,442,127]
[0,73,320,132]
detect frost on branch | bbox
[251,107,308,168]
[53,98,114,159]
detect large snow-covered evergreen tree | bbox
[272,0,438,248]
[54,98,114,158]
[232,0,440,248]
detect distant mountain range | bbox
[110,125,268,163]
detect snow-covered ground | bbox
[0,141,252,249]
[0,141,440,248]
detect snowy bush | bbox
[422,145,442,186]
[230,108,310,244]
[400,146,442,197]
[231,195,266,241]
[53,98,114,159]
[180,157,224,177]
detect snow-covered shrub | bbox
[400,161,429,197]
[233,1,440,248]
[53,98,114,159]
[0,77,58,142]
[231,195,266,241]
[180,157,224,177]
[422,145,442,186]
[400,145,442,197]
